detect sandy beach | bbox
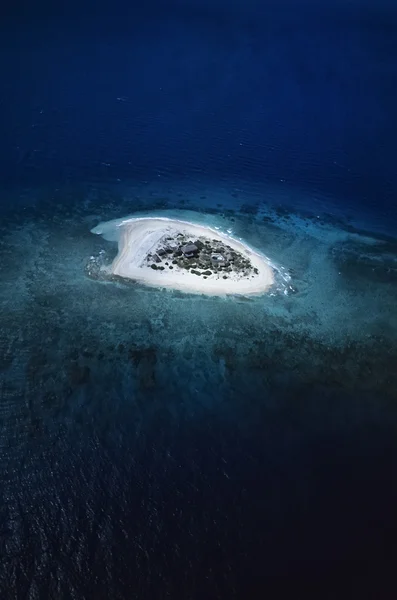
[92,216,275,295]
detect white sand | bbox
[92,217,275,296]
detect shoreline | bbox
[92,216,275,296]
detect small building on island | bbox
[167,241,179,251]
[181,243,198,258]
[211,253,226,267]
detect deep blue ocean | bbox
[1,1,397,598]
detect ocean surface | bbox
[1,1,397,598]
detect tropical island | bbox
[90,216,275,296]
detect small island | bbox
[91,217,275,296]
